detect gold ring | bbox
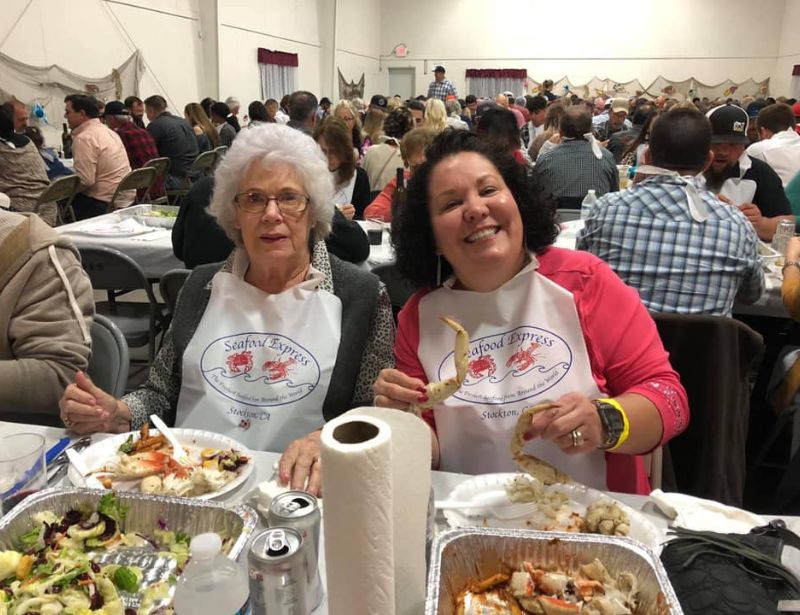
[571,429,583,448]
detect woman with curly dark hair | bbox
[372,130,688,494]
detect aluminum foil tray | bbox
[426,527,683,614]
[0,487,257,610]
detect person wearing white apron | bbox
[373,129,689,494]
[704,104,793,241]
[59,123,395,496]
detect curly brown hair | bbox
[392,130,557,287]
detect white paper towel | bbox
[321,408,432,615]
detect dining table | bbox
[57,204,185,279]
[2,419,799,614]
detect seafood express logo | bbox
[200,332,320,407]
[438,326,572,405]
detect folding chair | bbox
[107,167,158,212]
[159,268,191,329]
[38,175,81,225]
[164,150,218,204]
[143,156,170,201]
[652,312,763,506]
[87,314,130,398]
[79,246,167,363]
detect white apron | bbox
[175,271,341,451]
[417,258,607,489]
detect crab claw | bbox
[99,450,190,480]
[408,317,470,416]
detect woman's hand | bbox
[278,430,322,496]
[522,392,604,454]
[337,204,356,220]
[58,372,129,434]
[372,368,429,410]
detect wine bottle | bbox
[391,167,406,223]
[61,123,73,159]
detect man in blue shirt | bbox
[577,107,763,316]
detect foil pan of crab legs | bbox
[425,527,682,614]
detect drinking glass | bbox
[617,165,631,190]
[0,433,46,515]
[366,218,384,246]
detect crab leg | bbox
[510,403,573,485]
[408,317,470,416]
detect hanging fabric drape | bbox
[258,48,298,100]
[0,49,144,128]
[792,65,800,101]
[523,75,771,101]
[465,68,527,99]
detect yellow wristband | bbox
[596,397,630,451]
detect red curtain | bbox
[465,69,527,79]
[793,64,800,77]
[257,48,299,67]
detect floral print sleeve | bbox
[122,327,182,428]
[352,285,395,405]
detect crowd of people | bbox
[5,70,800,499]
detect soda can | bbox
[248,527,308,615]
[268,492,323,609]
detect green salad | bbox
[141,210,177,218]
[0,494,191,615]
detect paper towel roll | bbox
[321,408,432,615]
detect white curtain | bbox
[466,77,527,99]
[259,64,296,101]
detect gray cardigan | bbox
[124,244,395,432]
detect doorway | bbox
[388,67,416,100]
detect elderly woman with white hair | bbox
[59,124,395,495]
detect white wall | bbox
[334,0,382,100]
[1,0,203,111]
[381,0,785,97]
[772,0,800,96]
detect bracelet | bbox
[596,397,630,451]
[782,261,800,274]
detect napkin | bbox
[84,217,150,235]
[321,408,432,615]
[650,489,766,534]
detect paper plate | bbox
[443,473,664,553]
[68,428,254,500]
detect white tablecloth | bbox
[57,205,184,279]
[3,420,797,615]
[356,220,394,270]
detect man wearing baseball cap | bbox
[593,98,630,142]
[103,100,162,198]
[427,65,458,101]
[703,104,792,241]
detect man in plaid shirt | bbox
[103,101,164,198]
[577,108,763,316]
[427,66,458,101]
[533,106,619,203]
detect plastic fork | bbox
[436,491,539,520]
[149,414,191,466]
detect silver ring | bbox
[571,429,583,448]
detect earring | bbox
[436,255,442,287]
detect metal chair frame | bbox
[38,175,81,225]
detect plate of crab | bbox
[68,424,254,499]
[441,473,664,554]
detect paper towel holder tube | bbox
[332,420,380,444]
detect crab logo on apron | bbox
[439,326,573,405]
[200,332,321,407]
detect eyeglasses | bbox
[234,192,310,215]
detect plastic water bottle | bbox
[581,189,598,220]
[173,533,250,615]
